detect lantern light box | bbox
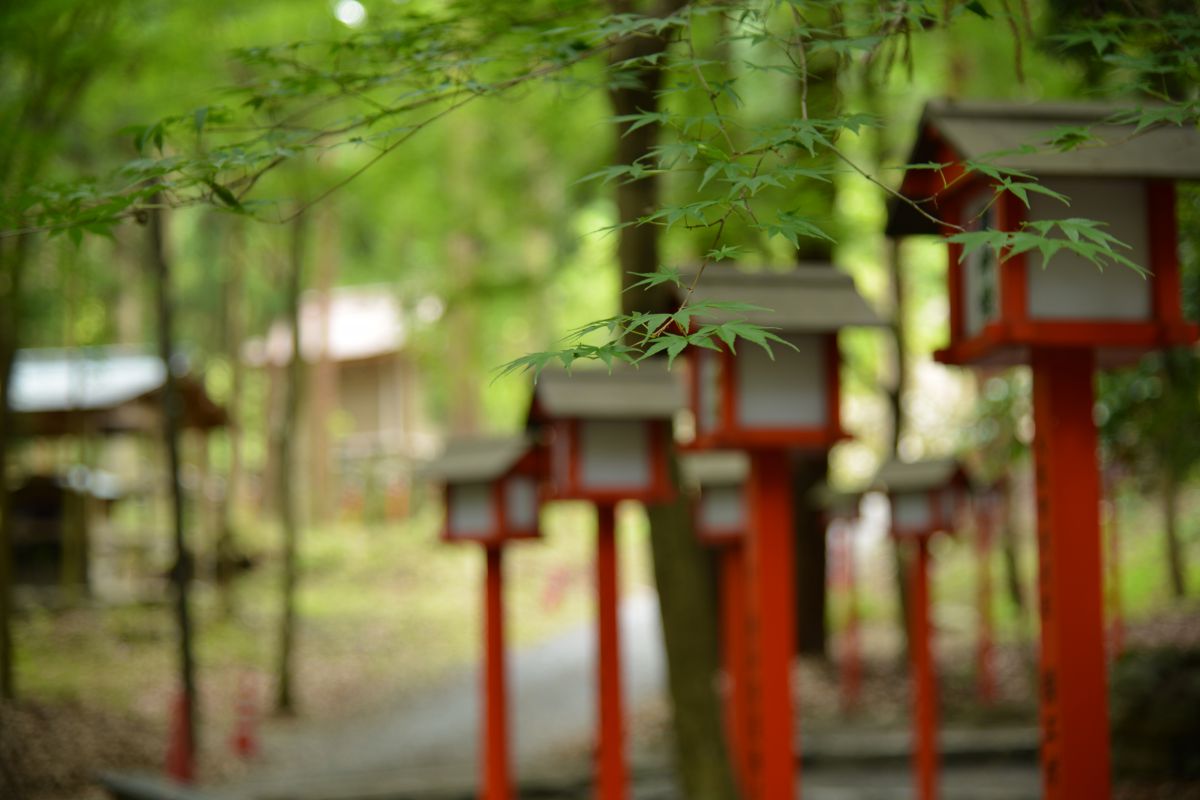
[873,457,969,539]
[528,363,681,505]
[677,266,882,450]
[680,450,749,545]
[428,436,543,546]
[887,100,1200,367]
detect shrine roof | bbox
[678,265,883,332]
[680,450,748,488]
[528,361,683,422]
[425,435,530,483]
[887,99,1200,236]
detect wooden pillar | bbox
[976,504,997,706]
[910,535,939,800]
[1030,347,1111,800]
[595,502,627,800]
[482,546,511,800]
[746,449,796,800]
[719,543,752,793]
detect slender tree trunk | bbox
[148,203,199,764]
[218,219,245,617]
[1163,472,1187,599]
[609,5,738,797]
[309,208,339,524]
[0,234,30,700]
[275,212,307,715]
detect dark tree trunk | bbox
[148,204,199,763]
[610,4,738,797]
[275,212,307,715]
[0,233,30,700]
[1163,472,1187,599]
[792,456,828,657]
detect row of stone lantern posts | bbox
[424,99,1200,800]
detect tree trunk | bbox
[610,6,738,797]
[0,233,31,700]
[308,208,339,524]
[1163,471,1187,599]
[217,218,245,618]
[792,456,828,657]
[275,212,308,715]
[148,203,199,765]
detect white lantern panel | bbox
[579,420,651,491]
[892,491,931,533]
[697,349,721,435]
[1026,177,1151,322]
[736,333,826,429]
[448,482,495,539]
[698,485,745,535]
[962,191,1001,337]
[504,475,538,532]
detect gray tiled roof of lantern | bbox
[677,265,883,331]
[529,361,684,422]
[887,99,1200,236]
[810,481,863,517]
[680,450,749,489]
[425,435,530,483]
[871,457,968,494]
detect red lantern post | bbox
[681,450,753,794]
[528,365,679,800]
[430,437,544,800]
[815,488,863,716]
[679,266,882,799]
[973,482,1005,707]
[875,457,969,800]
[888,100,1200,800]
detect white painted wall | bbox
[579,420,651,491]
[735,333,826,429]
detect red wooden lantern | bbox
[526,362,682,800]
[814,484,864,717]
[434,436,543,546]
[874,457,969,800]
[675,265,881,800]
[680,450,748,545]
[887,100,1200,366]
[529,363,679,506]
[680,266,882,450]
[889,100,1200,800]
[876,457,969,540]
[427,435,544,800]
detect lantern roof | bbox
[811,481,862,516]
[678,265,882,331]
[425,435,530,483]
[871,456,968,494]
[887,99,1200,236]
[680,450,749,489]
[527,361,683,423]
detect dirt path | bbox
[213,590,666,800]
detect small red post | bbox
[595,503,628,800]
[1030,348,1111,800]
[230,672,260,759]
[165,688,195,783]
[1104,493,1125,660]
[910,535,939,800]
[746,449,797,800]
[839,522,862,716]
[719,543,752,793]
[975,502,997,707]
[482,546,511,800]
